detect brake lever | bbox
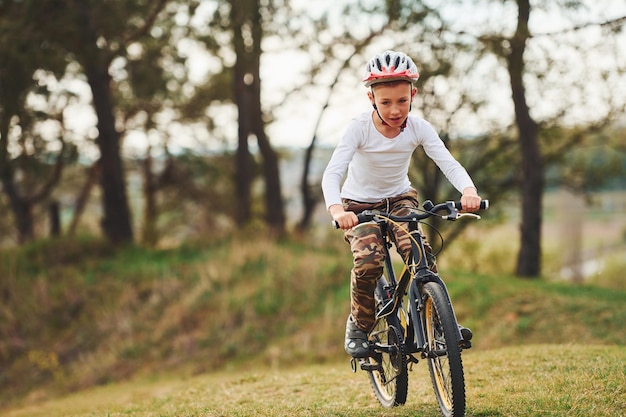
[442,212,482,221]
[458,212,481,220]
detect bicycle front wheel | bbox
[422,282,465,417]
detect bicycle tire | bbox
[422,282,465,417]
[365,277,408,407]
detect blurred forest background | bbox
[1,0,625,275]
[2,0,626,411]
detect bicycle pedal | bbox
[360,362,382,372]
[350,357,358,373]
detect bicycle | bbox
[335,199,488,417]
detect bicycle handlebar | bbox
[332,199,489,229]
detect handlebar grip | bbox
[455,200,489,210]
[332,211,375,229]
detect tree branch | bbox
[533,15,626,37]
[124,0,169,45]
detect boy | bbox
[321,50,482,358]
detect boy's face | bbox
[368,82,416,129]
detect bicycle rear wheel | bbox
[422,282,465,417]
[365,277,408,407]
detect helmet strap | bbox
[372,104,389,126]
[372,103,408,132]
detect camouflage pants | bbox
[343,188,437,332]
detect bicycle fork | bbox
[409,276,465,356]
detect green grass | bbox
[3,345,624,417]
[1,234,625,416]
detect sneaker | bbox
[345,316,370,358]
[459,325,473,349]
[459,325,473,341]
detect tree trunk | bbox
[231,0,285,234]
[8,192,34,244]
[0,164,35,243]
[509,0,543,277]
[231,1,254,226]
[73,1,133,245]
[0,110,61,244]
[49,200,61,237]
[255,121,285,236]
[68,162,100,236]
[140,147,174,246]
[85,63,134,245]
[250,1,284,236]
[297,137,318,232]
[141,149,158,246]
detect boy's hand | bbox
[329,204,358,230]
[461,187,482,212]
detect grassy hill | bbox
[1,234,625,415]
[4,345,625,417]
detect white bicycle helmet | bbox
[362,50,420,87]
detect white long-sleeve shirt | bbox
[321,112,475,208]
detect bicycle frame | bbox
[373,215,465,356]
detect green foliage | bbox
[544,125,626,192]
